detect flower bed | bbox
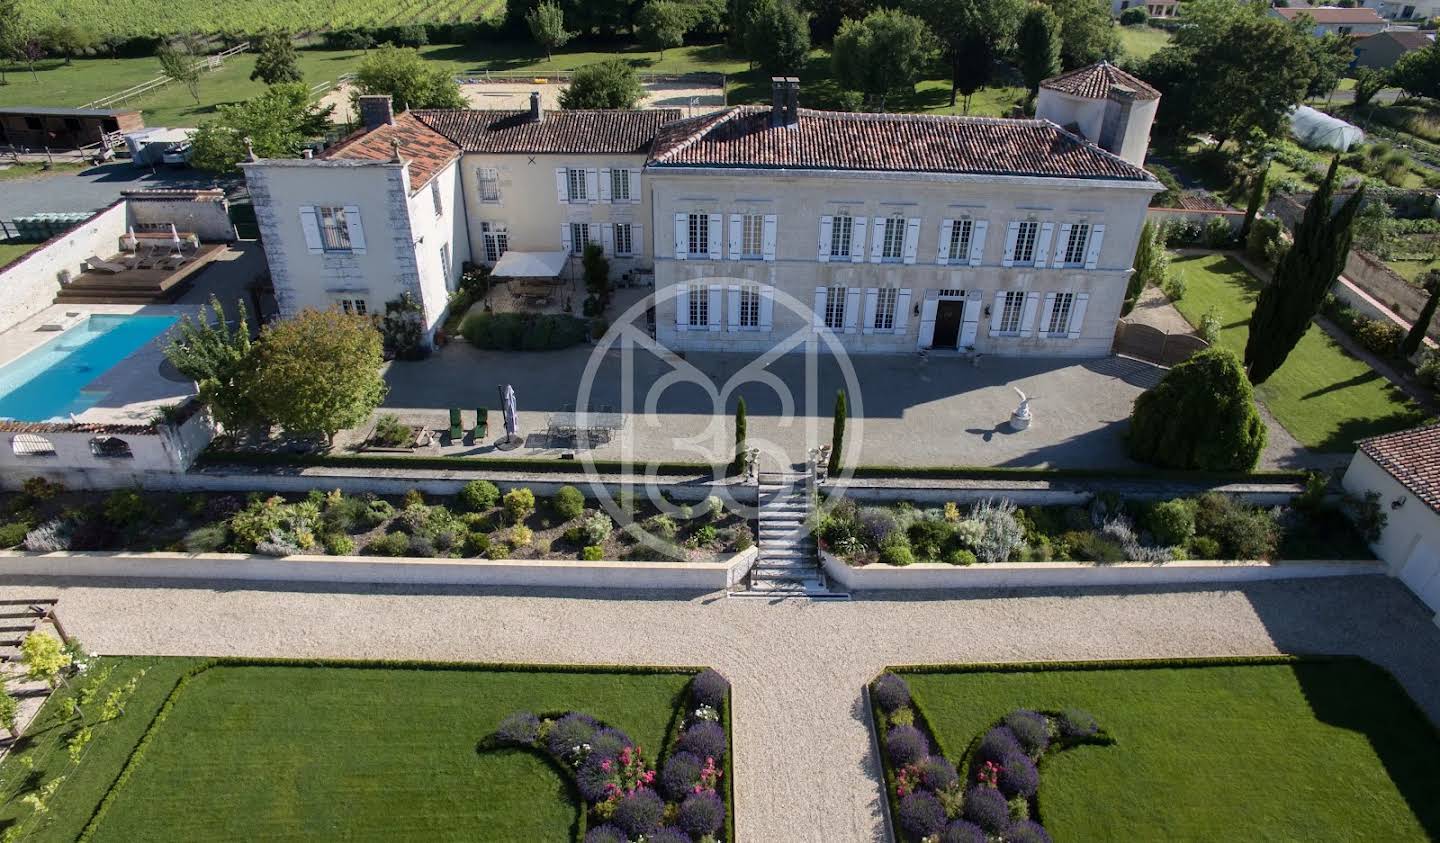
[816,488,1376,567]
[0,478,755,563]
[489,669,735,842]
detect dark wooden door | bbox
[932,300,964,348]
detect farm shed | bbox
[0,106,144,151]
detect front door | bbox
[932,300,964,349]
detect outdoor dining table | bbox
[546,411,626,444]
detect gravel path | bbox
[9,576,1440,842]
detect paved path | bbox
[11,575,1440,842]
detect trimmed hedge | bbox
[460,312,590,351]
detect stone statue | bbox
[1010,386,1032,431]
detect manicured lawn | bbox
[1116,24,1173,61]
[1385,258,1439,286]
[0,241,40,267]
[1167,252,1427,451]
[904,659,1440,840]
[0,658,693,841]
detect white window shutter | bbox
[862,288,878,335]
[817,216,834,262]
[990,291,1007,333]
[937,219,954,265]
[629,168,642,204]
[1039,292,1058,339]
[676,284,690,331]
[844,287,860,333]
[633,224,644,257]
[727,284,741,332]
[728,213,743,260]
[851,216,868,263]
[555,168,568,203]
[869,217,885,263]
[762,214,777,262]
[917,295,938,349]
[1034,222,1055,269]
[1019,291,1040,336]
[585,168,599,204]
[902,217,921,265]
[1002,221,1020,267]
[560,224,572,254]
[961,290,982,347]
[707,213,722,260]
[894,289,911,335]
[299,206,322,254]
[674,213,688,260]
[602,223,615,256]
[1068,292,1090,338]
[343,205,366,254]
[708,284,722,331]
[969,220,988,267]
[599,168,612,202]
[813,286,827,332]
[1084,224,1106,270]
[759,286,774,332]
[1052,223,1073,266]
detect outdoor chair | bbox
[473,408,488,441]
[448,409,464,442]
[85,256,126,274]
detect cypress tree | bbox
[828,389,846,475]
[1243,157,1364,385]
[732,397,748,476]
[1239,165,1268,242]
[1402,270,1440,358]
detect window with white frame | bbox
[610,169,631,202]
[317,206,352,252]
[336,298,368,316]
[831,215,854,258]
[440,242,452,280]
[1046,292,1075,336]
[741,213,764,260]
[874,288,898,331]
[1013,221,1039,266]
[614,223,634,257]
[688,283,708,326]
[999,291,1025,334]
[687,213,709,258]
[477,168,500,203]
[482,221,508,263]
[566,168,587,202]
[881,216,905,262]
[739,284,760,328]
[1062,223,1091,266]
[948,219,973,261]
[431,180,444,216]
[570,222,591,255]
[824,286,847,329]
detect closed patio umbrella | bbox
[169,223,183,254]
[497,384,522,450]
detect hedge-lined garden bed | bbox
[0,478,754,563]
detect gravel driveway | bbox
[11,576,1439,842]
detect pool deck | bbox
[0,302,201,427]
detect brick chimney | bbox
[529,91,544,123]
[770,77,800,128]
[357,95,395,131]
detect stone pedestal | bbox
[1009,411,1031,431]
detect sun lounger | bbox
[85,256,127,274]
[474,407,488,441]
[449,408,464,442]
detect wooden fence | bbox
[80,42,251,110]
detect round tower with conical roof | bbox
[1035,60,1160,168]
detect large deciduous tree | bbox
[164,296,261,431]
[906,0,1024,108]
[831,9,934,111]
[526,1,572,60]
[188,82,333,172]
[250,309,388,444]
[1039,0,1118,70]
[250,31,303,86]
[1244,157,1365,384]
[39,23,100,66]
[1304,31,1354,101]
[157,37,204,104]
[745,0,811,76]
[1128,347,1267,471]
[352,45,465,112]
[636,1,691,58]
[1391,43,1440,100]
[559,59,645,109]
[1015,4,1061,97]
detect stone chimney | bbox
[770,77,800,128]
[529,91,544,123]
[357,95,395,131]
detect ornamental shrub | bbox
[503,488,536,523]
[1002,710,1050,756]
[918,755,959,792]
[583,824,625,843]
[908,518,954,560]
[103,489,147,528]
[580,511,613,545]
[872,672,912,713]
[647,829,692,843]
[859,507,899,546]
[1354,317,1405,356]
[495,711,541,746]
[464,531,491,556]
[943,547,978,566]
[691,668,730,708]
[511,525,533,547]
[546,712,598,759]
[23,519,72,552]
[885,724,929,766]
[460,480,500,511]
[998,752,1039,799]
[975,726,1022,766]
[962,786,1010,835]
[182,524,228,553]
[1189,534,1222,559]
[706,495,725,519]
[678,721,727,760]
[588,726,633,761]
[645,513,678,541]
[322,532,356,556]
[613,787,665,838]
[581,545,605,560]
[661,751,704,799]
[942,820,987,843]
[553,486,585,520]
[1128,348,1266,471]
[1007,819,1054,843]
[1057,708,1099,740]
[898,791,948,839]
[576,757,615,802]
[969,498,1026,563]
[364,531,410,557]
[1146,498,1197,547]
[1193,492,1279,559]
[678,790,725,838]
[879,537,916,566]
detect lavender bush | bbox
[575,758,615,803]
[661,751,704,799]
[872,672,912,714]
[974,726,1022,766]
[1002,710,1049,756]
[917,755,959,792]
[860,507,900,545]
[583,825,624,843]
[546,712,599,759]
[998,753,1039,799]
[646,829,692,843]
[885,725,929,766]
[690,668,730,708]
[1006,819,1054,843]
[588,727,633,762]
[898,791,948,839]
[677,721,727,761]
[678,790,725,838]
[1058,708,1100,740]
[494,711,540,746]
[941,820,987,843]
[613,787,665,838]
[962,786,1010,835]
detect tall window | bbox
[431,180,444,216]
[477,168,500,203]
[1046,292,1075,336]
[873,288,898,331]
[566,168,587,202]
[687,213,709,258]
[610,169,631,202]
[741,213,764,260]
[336,298,368,316]
[881,216,905,262]
[440,243,452,280]
[482,222,507,263]
[1013,221,1039,266]
[998,291,1025,334]
[831,215,854,258]
[948,219,973,261]
[739,285,760,328]
[824,286,847,330]
[317,206,351,252]
[570,222,591,255]
[614,223,634,257]
[1062,223,1091,266]
[688,283,708,326]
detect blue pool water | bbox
[0,315,179,422]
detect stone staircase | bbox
[737,471,842,598]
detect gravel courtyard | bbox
[12,575,1439,842]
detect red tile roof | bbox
[647,106,1155,181]
[1272,6,1385,24]
[1358,424,1440,513]
[1039,61,1161,101]
[413,108,682,154]
[321,112,460,190]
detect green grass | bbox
[902,659,1440,840]
[0,658,694,842]
[1116,24,1173,61]
[1384,258,1440,285]
[1167,252,1427,451]
[15,0,503,39]
[0,241,40,267]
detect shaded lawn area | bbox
[0,659,692,842]
[0,241,40,267]
[905,659,1440,841]
[1384,257,1439,286]
[1116,24,1173,61]
[1168,253,1428,451]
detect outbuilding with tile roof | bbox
[1345,424,1440,620]
[1035,61,1160,168]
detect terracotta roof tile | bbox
[1039,61,1161,101]
[647,106,1155,181]
[321,112,460,190]
[412,108,682,154]
[1272,6,1386,24]
[1358,423,1440,513]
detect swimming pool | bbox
[0,314,180,422]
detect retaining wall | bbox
[0,202,127,334]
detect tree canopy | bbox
[1016,4,1061,96]
[636,1,690,56]
[905,0,1024,108]
[163,296,260,431]
[1128,347,1267,471]
[157,37,203,104]
[352,44,465,112]
[1039,0,1118,69]
[249,309,388,442]
[250,31,303,86]
[831,9,934,110]
[526,1,572,59]
[1391,44,1440,100]
[559,59,644,109]
[745,0,812,76]
[188,82,333,172]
